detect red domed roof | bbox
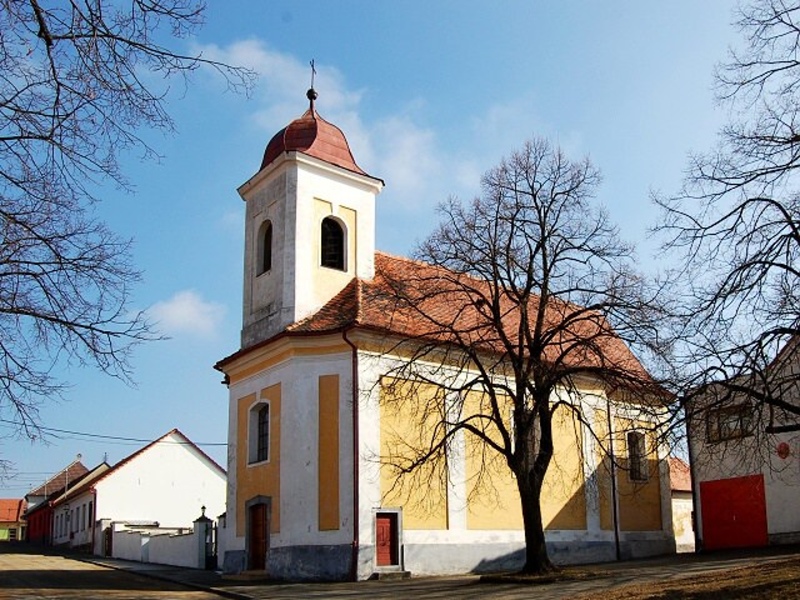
[260,90,366,175]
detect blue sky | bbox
[0,2,739,496]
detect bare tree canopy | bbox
[0,1,253,431]
[380,138,670,574]
[655,0,800,432]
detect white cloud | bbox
[194,40,558,240]
[149,290,226,338]
[197,39,363,132]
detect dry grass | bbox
[581,556,800,600]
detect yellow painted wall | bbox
[616,418,662,532]
[318,374,340,531]
[313,198,356,300]
[465,393,586,530]
[594,408,615,531]
[594,409,662,532]
[464,390,521,530]
[542,407,587,530]
[236,384,281,536]
[379,377,448,530]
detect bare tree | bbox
[378,138,669,574]
[655,0,800,433]
[0,1,253,432]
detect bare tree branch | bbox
[377,137,672,574]
[0,1,254,430]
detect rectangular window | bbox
[706,405,752,443]
[88,501,93,527]
[627,430,648,482]
[257,404,270,462]
[9,528,16,541]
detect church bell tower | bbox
[236,88,384,348]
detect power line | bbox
[0,419,228,447]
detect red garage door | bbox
[700,474,768,550]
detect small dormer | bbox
[237,88,383,349]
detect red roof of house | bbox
[0,499,26,523]
[669,457,692,492]
[26,460,89,498]
[219,252,652,386]
[260,89,370,178]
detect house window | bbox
[320,217,345,270]
[88,501,93,527]
[627,431,648,482]
[249,402,270,464]
[257,220,273,274]
[706,405,752,443]
[9,528,16,541]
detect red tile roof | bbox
[669,457,692,492]
[0,499,25,523]
[26,460,89,498]
[220,252,652,386]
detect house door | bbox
[700,474,768,550]
[248,503,268,570]
[375,512,399,567]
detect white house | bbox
[688,337,800,550]
[50,429,226,556]
[215,88,676,580]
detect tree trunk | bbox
[517,471,555,574]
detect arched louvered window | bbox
[321,217,345,270]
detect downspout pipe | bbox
[343,328,360,582]
[90,488,97,555]
[683,398,702,552]
[606,397,621,561]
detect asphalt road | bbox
[0,547,217,600]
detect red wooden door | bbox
[376,513,398,566]
[700,474,768,550]
[249,504,268,570]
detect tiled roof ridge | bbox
[353,276,365,325]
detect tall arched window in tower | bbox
[320,217,345,270]
[257,220,272,274]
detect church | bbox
[215,88,675,580]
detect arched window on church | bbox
[321,217,345,271]
[257,220,272,274]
